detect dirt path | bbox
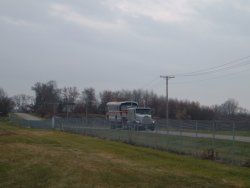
[15,113,43,121]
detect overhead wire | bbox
[176,55,250,77]
[140,76,161,89]
[171,67,250,85]
[138,55,250,90]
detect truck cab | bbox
[127,107,155,130]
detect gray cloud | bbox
[0,0,250,110]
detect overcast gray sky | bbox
[0,0,250,110]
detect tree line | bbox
[1,80,249,120]
[0,88,13,116]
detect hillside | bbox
[0,119,250,188]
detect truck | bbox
[106,101,138,129]
[127,107,156,131]
[106,101,155,130]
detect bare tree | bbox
[82,88,97,114]
[99,90,114,114]
[61,86,79,104]
[12,94,34,112]
[220,98,239,116]
[0,88,13,116]
[31,81,60,116]
[60,86,79,116]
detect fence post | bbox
[195,120,198,138]
[233,122,235,142]
[232,122,235,163]
[167,118,170,135]
[52,116,55,129]
[179,120,182,136]
[212,121,215,149]
[61,121,64,131]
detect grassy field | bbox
[68,127,250,164]
[1,119,250,188]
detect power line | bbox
[171,67,250,85]
[140,76,161,89]
[176,55,250,76]
[181,60,250,77]
[138,55,250,91]
[176,55,250,77]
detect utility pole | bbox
[66,99,69,120]
[160,75,175,134]
[48,102,59,129]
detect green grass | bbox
[1,119,250,188]
[72,127,250,164]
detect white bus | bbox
[106,101,138,127]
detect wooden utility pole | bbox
[160,75,175,134]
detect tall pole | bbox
[160,75,175,134]
[85,99,88,125]
[66,100,69,120]
[48,102,58,129]
[52,103,56,129]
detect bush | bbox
[200,148,218,160]
[242,159,250,168]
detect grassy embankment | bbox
[73,127,250,164]
[0,118,250,188]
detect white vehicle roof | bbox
[128,107,151,110]
[107,101,138,106]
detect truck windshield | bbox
[136,109,151,115]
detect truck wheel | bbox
[110,122,116,129]
[134,124,138,131]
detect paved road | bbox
[154,130,250,143]
[12,114,250,143]
[15,113,43,121]
[84,127,250,143]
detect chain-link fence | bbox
[10,114,250,166]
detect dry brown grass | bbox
[1,120,250,188]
